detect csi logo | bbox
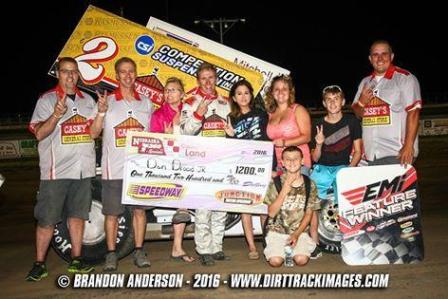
[135,35,155,55]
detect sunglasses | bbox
[322,85,343,94]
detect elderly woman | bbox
[149,77,195,263]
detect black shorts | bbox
[34,178,92,226]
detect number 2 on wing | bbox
[75,36,118,84]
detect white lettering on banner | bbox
[71,273,184,288]
[152,45,244,91]
[146,17,290,98]
[337,165,424,266]
[122,132,273,214]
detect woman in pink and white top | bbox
[266,75,312,175]
[149,77,195,263]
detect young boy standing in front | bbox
[309,85,362,258]
[264,146,320,267]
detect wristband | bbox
[98,112,106,117]
[357,101,365,108]
[52,113,63,119]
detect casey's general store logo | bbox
[60,113,92,144]
[114,116,145,147]
[362,97,391,127]
[202,113,226,137]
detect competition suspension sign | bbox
[122,131,273,214]
[50,6,264,108]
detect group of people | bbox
[26,39,422,281]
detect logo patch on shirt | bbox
[234,116,262,139]
[202,113,225,137]
[362,97,391,127]
[60,114,92,144]
[114,117,145,147]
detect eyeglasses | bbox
[59,69,79,76]
[322,85,343,94]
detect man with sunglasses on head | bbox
[352,40,422,166]
[309,85,362,258]
[27,57,96,281]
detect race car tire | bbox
[318,197,342,254]
[225,213,241,230]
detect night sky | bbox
[4,0,447,116]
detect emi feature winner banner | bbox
[337,165,424,265]
[122,131,273,214]
[49,5,264,107]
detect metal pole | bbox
[219,18,223,43]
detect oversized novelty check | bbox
[122,131,273,214]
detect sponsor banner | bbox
[146,17,289,98]
[122,131,272,214]
[337,165,424,265]
[49,6,264,108]
[419,118,448,136]
[19,139,38,157]
[0,140,20,159]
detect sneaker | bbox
[103,252,118,271]
[26,262,48,282]
[310,246,323,260]
[212,251,230,261]
[199,254,215,266]
[68,258,94,273]
[133,249,151,268]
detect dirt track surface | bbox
[0,136,447,298]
